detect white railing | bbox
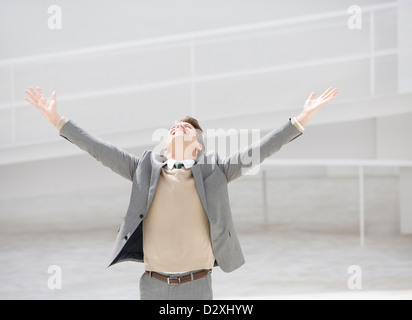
[1,1,410,67]
[1,0,412,147]
[260,159,412,246]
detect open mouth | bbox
[171,126,188,135]
[172,128,185,135]
[169,123,194,136]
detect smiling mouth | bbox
[172,129,185,135]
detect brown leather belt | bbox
[146,269,212,285]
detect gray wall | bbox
[1,0,412,200]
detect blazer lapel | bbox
[146,162,164,213]
[191,164,209,218]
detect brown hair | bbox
[178,116,203,133]
[177,116,205,159]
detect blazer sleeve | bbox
[217,119,302,183]
[59,120,140,181]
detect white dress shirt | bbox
[164,159,196,170]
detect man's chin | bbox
[170,148,196,160]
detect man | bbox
[24,86,338,300]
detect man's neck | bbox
[166,153,196,162]
[165,158,195,170]
[166,158,196,163]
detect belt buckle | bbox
[167,276,181,285]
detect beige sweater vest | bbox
[143,167,215,273]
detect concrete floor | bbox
[1,173,412,300]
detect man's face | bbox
[164,122,202,160]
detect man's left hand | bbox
[297,87,338,126]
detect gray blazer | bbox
[59,120,302,272]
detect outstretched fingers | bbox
[29,87,39,100]
[320,87,334,99]
[326,88,338,99]
[321,88,338,101]
[36,86,45,99]
[24,97,36,106]
[24,89,37,102]
[24,87,47,109]
[323,89,338,103]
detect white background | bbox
[0,0,411,300]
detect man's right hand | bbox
[24,86,61,127]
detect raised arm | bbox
[218,87,338,183]
[24,87,139,181]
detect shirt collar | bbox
[164,159,196,170]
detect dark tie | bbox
[174,162,184,169]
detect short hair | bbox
[178,116,203,133]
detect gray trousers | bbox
[139,270,213,300]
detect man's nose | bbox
[176,123,185,130]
